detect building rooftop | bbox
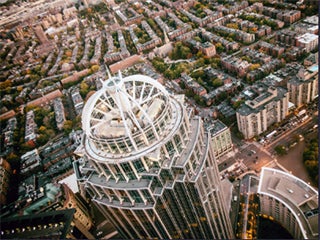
[237,84,287,116]
[207,119,228,136]
[295,33,318,44]
[258,167,318,239]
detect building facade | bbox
[295,33,318,52]
[207,120,233,160]
[1,182,93,239]
[236,85,289,139]
[258,167,318,239]
[0,158,11,205]
[74,73,234,239]
[287,67,318,109]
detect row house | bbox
[13,43,33,65]
[26,89,63,107]
[71,88,84,116]
[275,29,298,46]
[70,45,78,64]
[285,46,306,61]
[105,31,115,53]
[171,0,195,9]
[25,110,38,143]
[2,117,17,149]
[176,29,199,41]
[167,26,192,40]
[246,59,282,82]
[180,8,222,27]
[242,48,272,64]
[294,22,318,35]
[221,0,249,15]
[42,52,54,72]
[136,38,162,53]
[0,158,11,205]
[257,41,285,58]
[90,34,102,65]
[29,82,62,100]
[277,10,301,25]
[115,8,143,26]
[47,48,64,76]
[79,38,91,68]
[148,0,164,11]
[213,25,255,43]
[221,56,251,78]
[201,30,239,51]
[53,98,66,130]
[167,12,186,27]
[109,54,142,74]
[238,19,272,38]
[84,29,101,41]
[20,149,42,178]
[143,6,166,19]
[154,16,173,33]
[141,20,159,41]
[255,25,272,38]
[207,15,233,28]
[15,87,29,104]
[60,69,90,86]
[180,73,207,96]
[242,2,263,14]
[33,42,58,60]
[157,0,173,8]
[186,39,216,57]
[241,12,285,29]
[262,7,301,24]
[40,135,75,170]
[133,21,162,53]
[104,30,130,64]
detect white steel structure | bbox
[74,73,234,239]
[258,167,318,239]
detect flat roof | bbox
[258,167,318,239]
[296,33,318,43]
[59,173,79,193]
[207,119,228,136]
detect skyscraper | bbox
[74,72,234,239]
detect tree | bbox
[63,120,73,134]
[91,65,100,73]
[212,78,223,88]
[80,81,90,99]
[233,100,244,109]
[302,138,318,185]
[274,145,287,156]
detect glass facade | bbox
[75,74,234,239]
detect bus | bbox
[266,130,277,139]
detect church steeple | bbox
[163,30,170,44]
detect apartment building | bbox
[287,67,318,108]
[236,84,289,139]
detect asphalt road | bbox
[265,112,318,153]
